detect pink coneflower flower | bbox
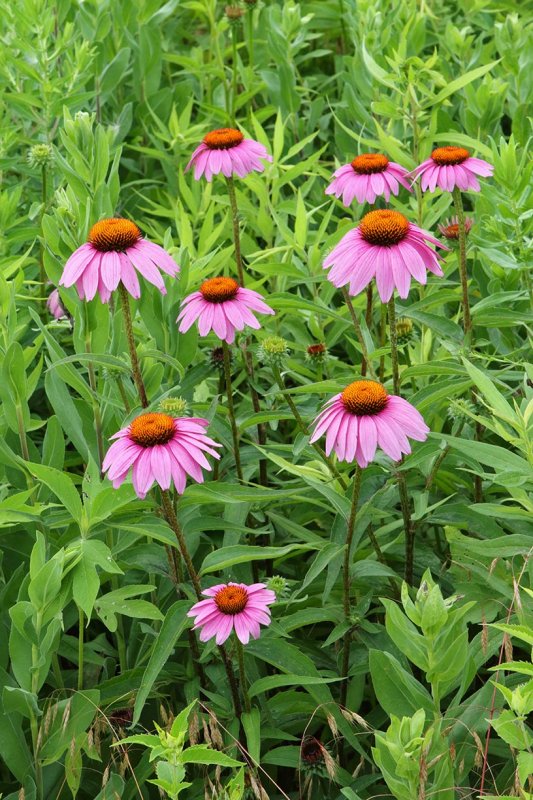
[325,153,411,206]
[186,128,272,182]
[310,380,429,467]
[323,209,448,302]
[59,218,179,303]
[188,582,276,645]
[438,215,473,240]
[46,288,67,320]
[411,146,493,193]
[102,412,221,499]
[177,276,274,343]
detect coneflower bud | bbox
[267,575,290,599]
[159,396,188,415]
[257,336,289,366]
[306,342,327,363]
[438,215,473,240]
[396,317,415,345]
[209,346,227,371]
[447,397,476,423]
[27,143,54,169]
[225,4,244,20]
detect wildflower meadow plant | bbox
[0,5,529,800]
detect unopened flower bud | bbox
[27,143,54,169]
[306,342,328,363]
[257,336,289,366]
[160,396,188,415]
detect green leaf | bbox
[133,601,190,724]
[180,744,242,767]
[200,543,318,575]
[420,61,500,108]
[369,650,435,717]
[27,462,83,523]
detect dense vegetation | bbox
[0,0,531,798]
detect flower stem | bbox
[222,341,243,482]
[118,282,148,409]
[387,296,416,584]
[452,187,472,342]
[270,363,347,490]
[159,489,241,716]
[341,287,376,380]
[379,301,387,382]
[246,6,254,71]
[231,24,238,125]
[236,640,251,713]
[85,327,105,470]
[226,176,245,286]
[360,284,373,377]
[39,164,47,304]
[160,490,202,598]
[340,465,362,710]
[77,606,84,690]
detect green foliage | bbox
[0,0,531,799]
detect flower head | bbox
[46,288,67,320]
[188,582,276,645]
[27,143,54,169]
[102,413,221,499]
[310,379,429,467]
[27,142,54,168]
[325,153,411,206]
[438,215,473,240]
[396,317,415,345]
[59,218,180,303]
[159,396,188,415]
[306,342,328,363]
[177,276,275,343]
[412,146,493,193]
[186,128,272,182]
[324,209,447,303]
[257,335,289,366]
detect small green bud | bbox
[267,575,290,599]
[160,396,188,415]
[27,143,54,169]
[257,336,289,366]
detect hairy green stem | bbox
[226,176,245,286]
[452,187,472,341]
[270,363,347,489]
[118,282,148,408]
[231,24,238,125]
[236,640,251,713]
[361,284,373,377]
[387,297,416,584]
[340,466,362,710]
[160,489,241,715]
[341,287,376,379]
[77,606,84,690]
[222,341,243,482]
[85,331,105,470]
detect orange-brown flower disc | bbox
[129,413,175,447]
[215,585,248,614]
[203,128,244,150]
[307,343,327,356]
[341,380,389,416]
[442,223,460,239]
[200,276,239,303]
[351,153,389,174]
[431,146,470,166]
[88,218,141,252]
[359,209,409,246]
